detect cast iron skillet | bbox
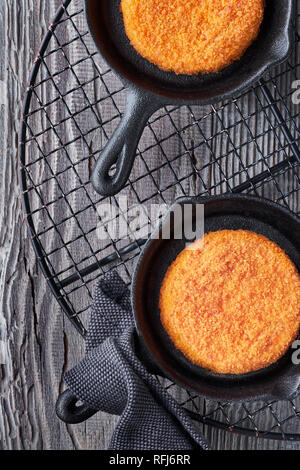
[132,194,300,401]
[85,0,294,197]
[56,194,300,424]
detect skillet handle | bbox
[271,346,300,400]
[92,87,160,197]
[56,389,98,424]
[271,374,300,400]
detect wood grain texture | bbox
[0,0,299,450]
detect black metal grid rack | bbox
[19,0,300,440]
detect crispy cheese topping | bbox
[159,230,300,374]
[121,0,265,75]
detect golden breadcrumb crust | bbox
[121,0,265,75]
[159,230,300,374]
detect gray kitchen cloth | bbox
[65,271,211,451]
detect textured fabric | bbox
[65,271,211,450]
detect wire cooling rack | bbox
[19,0,300,441]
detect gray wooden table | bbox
[1,0,300,450]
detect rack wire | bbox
[19,0,300,441]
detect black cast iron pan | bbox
[132,194,300,402]
[85,0,294,197]
[56,194,300,424]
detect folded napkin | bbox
[65,271,211,450]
